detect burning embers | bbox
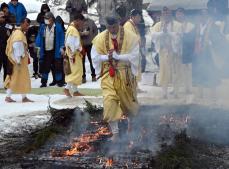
[105,157,113,167]
[51,125,112,157]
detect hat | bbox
[0,2,8,10]
[105,15,119,26]
[0,11,4,18]
[44,12,55,20]
[130,9,141,16]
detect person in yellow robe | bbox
[124,9,142,81]
[175,8,195,95]
[151,7,182,99]
[4,18,33,103]
[91,15,140,139]
[64,13,85,97]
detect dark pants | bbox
[0,49,7,82]
[82,44,96,79]
[40,50,62,84]
[29,47,39,74]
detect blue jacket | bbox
[8,2,27,25]
[35,23,65,60]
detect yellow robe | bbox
[152,21,182,87]
[65,24,83,86]
[4,29,31,93]
[92,27,139,122]
[124,20,141,80]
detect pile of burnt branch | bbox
[151,130,229,169]
[0,105,76,165]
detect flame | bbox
[105,158,113,167]
[65,142,91,156]
[57,126,112,157]
[97,127,112,136]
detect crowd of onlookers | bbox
[0,0,146,88]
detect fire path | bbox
[2,104,229,169]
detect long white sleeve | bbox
[91,46,109,75]
[65,35,81,55]
[13,41,25,64]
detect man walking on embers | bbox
[92,15,140,141]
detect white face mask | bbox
[111,34,117,39]
[82,14,88,19]
[44,19,50,25]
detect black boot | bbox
[49,81,57,86]
[56,81,65,87]
[40,79,47,88]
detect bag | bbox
[63,54,71,75]
[6,59,13,75]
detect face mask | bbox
[111,34,117,39]
[44,19,50,25]
[82,14,88,19]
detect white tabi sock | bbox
[21,94,26,99]
[72,85,78,93]
[65,83,72,90]
[109,121,119,134]
[6,89,12,97]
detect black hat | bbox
[130,9,141,16]
[105,15,119,26]
[0,2,8,10]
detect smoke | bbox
[68,108,91,140]
[104,104,229,157]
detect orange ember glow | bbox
[60,126,112,157]
[65,142,91,156]
[97,127,112,136]
[105,158,113,167]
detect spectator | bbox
[35,12,65,88]
[80,9,97,83]
[36,3,50,25]
[0,11,10,82]
[26,25,40,79]
[97,0,116,32]
[8,0,27,25]
[0,2,16,25]
[65,0,87,22]
[56,15,66,32]
[55,15,66,85]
